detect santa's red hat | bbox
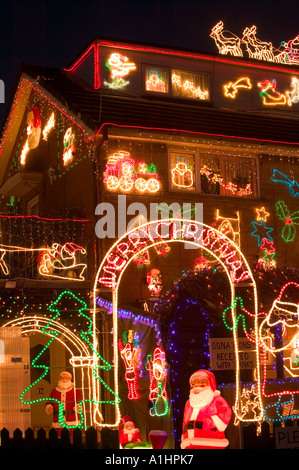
[189,369,217,392]
[274,282,299,314]
[119,415,134,429]
[28,107,41,128]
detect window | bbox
[143,66,210,101]
[169,149,258,197]
[145,67,168,93]
[27,195,39,215]
[170,151,196,190]
[171,69,209,101]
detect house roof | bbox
[4,35,299,149]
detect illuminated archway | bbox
[92,218,263,428]
[3,316,95,428]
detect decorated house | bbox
[0,25,298,448]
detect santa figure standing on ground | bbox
[45,370,82,437]
[119,415,142,448]
[181,369,231,449]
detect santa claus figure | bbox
[45,370,82,437]
[181,369,231,449]
[119,416,142,448]
[26,107,41,149]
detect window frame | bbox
[142,64,171,96]
[168,147,259,198]
[170,67,210,102]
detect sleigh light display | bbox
[103,151,160,193]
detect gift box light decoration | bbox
[103,151,160,193]
[104,52,136,89]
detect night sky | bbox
[1,0,299,125]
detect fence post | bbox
[48,428,59,449]
[1,428,10,448]
[101,427,119,449]
[85,427,98,449]
[61,428,71,449]
[13,428,23,449]
[36,428,47,449]
[24,428,35,449]
[73,428,83,449]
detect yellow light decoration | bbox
[171,73,209,100]
[104,52,136,89]
[242,26,275,62]
[223,77,252,98]
[0,242,87,282]
[258,79,292,106]
[20,139,29,165]
[210,21,243,57]
[255,206,270,222]
[42,112,55,141]
[103,151,160,193]
[215,209,241,247]
[38,242,87,281]
[171,161,194,188]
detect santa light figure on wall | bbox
[181,369,231,449]
[26,107,41,149]
[147,269,163,298]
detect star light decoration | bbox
[251,219,274,246]
[251,207,277,269]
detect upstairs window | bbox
[169,149,258,197]
[171,69,209,101]
[145,67,168,93]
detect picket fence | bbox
[0,426,119,449]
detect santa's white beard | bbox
[123,428,137,441]
[189,387,214,409]
[58,380,73,390]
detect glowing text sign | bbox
[98,219,250,290]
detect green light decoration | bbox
[145,349,169,417]
[275,200,299,243]
[222,296,249,333]
[20,289,120,429]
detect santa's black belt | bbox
[53,410,75,416]
[184,421,217,432]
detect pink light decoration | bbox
[98,221,250,290]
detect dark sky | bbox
[1,0,299,125]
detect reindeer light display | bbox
[211,22,299,66]
[210,21,243,57]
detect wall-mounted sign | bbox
[209,337,256,370]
